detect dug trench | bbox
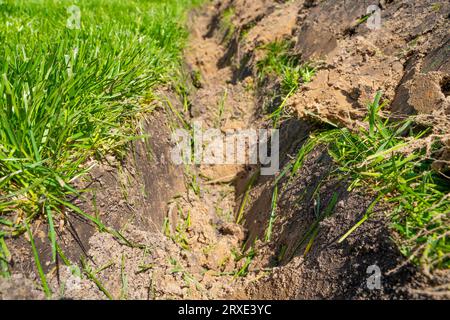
[1,0,449,299]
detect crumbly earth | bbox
[1,0,449,300]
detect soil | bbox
[1,0,449,300]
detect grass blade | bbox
[24,220,52,298]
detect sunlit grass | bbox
[0,0,201,292]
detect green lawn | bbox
[0,0,200,287]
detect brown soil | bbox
[1,0,449,300]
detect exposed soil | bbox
[1,0,449,300]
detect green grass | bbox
[169,257,204,291]
[277,93,449,270]
[163,198,192,250]
[173,206,191,250]
[231,246,256,277]
[256,40,316,96]
[0,0,201,291]
[216,88,228,127]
